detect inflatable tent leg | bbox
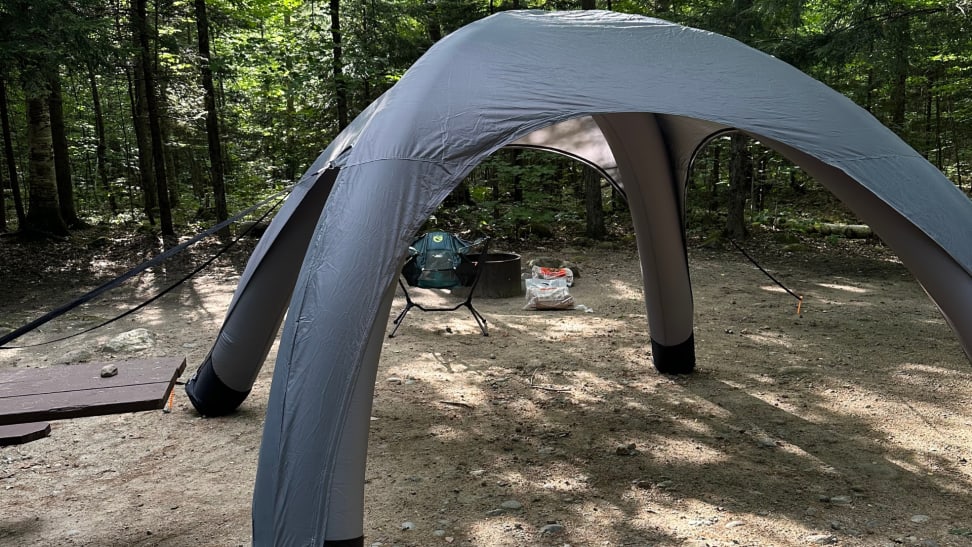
[186,170,337,416]
[251,280,396,546]
[320,284,394,546]
[595,113,696,374]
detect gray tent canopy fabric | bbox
[182,10,972,546]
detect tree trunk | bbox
[424,0,442,42]
[134,0,174,236]
[707,144,720,213]
[49,73,82,227]
[153,1,179,209]
[129,59,157,225]
[160,85,179,208]
[584,168,606,239]
[330,0,349,130]
[283,11,297,181]
[0,78,26,227]
[888,14,909,138]
[195,0,228,236]
[24,97,68,236]
[88,69,117,213]
[753,153,768,211]
[724,133,750,240]
[188,149,206,200]
[934,92,942,170]
[921,74,935,161]
[865,68,874,113]
[949,99,964,189]
[0,154,5,232]
[510,149,523,202]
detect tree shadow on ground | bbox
[368,244,971,546]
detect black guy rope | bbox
[0,188,290,349]
[728,237,804,315]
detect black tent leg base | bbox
[651,334,695,375]
[323,536,363,547]
[185,359,251,416]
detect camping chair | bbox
[389,231,489,338]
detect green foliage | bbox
[424,149,630,244]
[0,0,968,242]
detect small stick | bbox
[530,385,571,393]
[438,400,474,409]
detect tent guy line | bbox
[728,237,805,314]
[0,189,290,350]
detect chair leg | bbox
[388,301,413,338]
[390,278,489,338]
[389,279,416,338]
[465,302,489,336]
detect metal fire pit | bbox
[470,253,522,298]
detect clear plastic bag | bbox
[523,278,575,310]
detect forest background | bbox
[0,0,969,249]
[0,4,971,545]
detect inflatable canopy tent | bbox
[184,10,972,546]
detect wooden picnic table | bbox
[0,357,186,444]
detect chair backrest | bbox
[402,232,478,288]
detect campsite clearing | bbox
[0,235,970,546]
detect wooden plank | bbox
[0,422,51,446]
[0,357,185,393]
[0,357,186,427]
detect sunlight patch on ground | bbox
[917,317,947,326]
[816,282,870,294]
[638,496,821,545]
[806,297,851,306]
[884,456,927,478]
[465,517,532,544]
[568,369,622,390]
[552,320,590,336]
[498,313,591,337]
[774,439,831,465]
[894,362,972,378]
[644,438,732,465]
[616,399,655,415]
[490,316,539,336]
[738,373,780,386]
[616,345,652,364]
[532,472,596,495]
[433,384,488,408]
[741,330,794,349]
[674,394,736,420]
[608,279,645,301]
[568,499,626,535]
[759,284,790,294]
[564,392,606,407]
[426,423,465,441]
[564,370,625,402]
[674,417,722,438]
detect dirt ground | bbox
[1,233,971,547]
